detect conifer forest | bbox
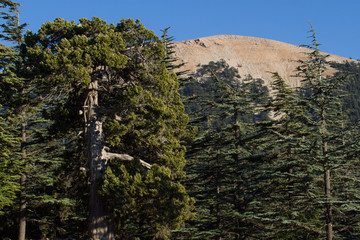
[1,1,360,240]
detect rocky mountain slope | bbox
[173,35,352,87]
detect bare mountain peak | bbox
[174,35,351,87]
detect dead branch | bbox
[102,148,151,169]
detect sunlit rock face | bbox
[174,35,351,88]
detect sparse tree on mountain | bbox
[161,27,188,78]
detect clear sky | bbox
[18,0,359,60]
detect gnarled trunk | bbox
[85,81,114,240]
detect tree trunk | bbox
[86,81,115,240]
[18,174,26,240]
[18,122,26,240]
[325,166,333,240]
[322,114,333,240]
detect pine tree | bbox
[0,2,73,239]
[248,72,323,239]
[0,111,21,214]
[161,27,188,80]
[182,60,270,239]
[296,26,360,239]
[250,27,360,240]
[0,2,28,239]
[0,0,26,44]
[22,17,193,239]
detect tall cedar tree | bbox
[0,1,28,240]
[249,73,323,239]
[181,60,270,239]
[22,17,193,240]
[161,27,188,79]
[251,28,360,239]
[0,0,23,217]
[0,1,72,240]
[296,27,360,239]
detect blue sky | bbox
[19,0,359,59]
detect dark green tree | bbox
[296,27,360,240]
[182,60,270,239]
[0,0,26,44]
[248,72,323,239]
[0,1,28,239]
[23,17,193,239]
[0,3,24,212]
[0,2,73,240]
[331,61,360,123]
[251,27,360,240]
[161,27,188,79]
[0,110,21,215]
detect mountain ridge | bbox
[173,35,353,87]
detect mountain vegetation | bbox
[331,61,360,123]
[1,1,360,240]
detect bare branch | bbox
[102,148,151,169]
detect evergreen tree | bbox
[249,72,323,239]
[0,0,26,44]
[0,4,24,191]
[161,27,187,78]
[331,61,360,123]
[182,60,270,239]
[22,17,193,239]
[0,1,28,239]
[296,27,360,239]
[0,2,72,239]
[0,110,20,214]
[251,27,360,240]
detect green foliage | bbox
[161,27,188,81]
[0,0,26,45]
[0,0,23,218]
[181,59,270,239]
[294,27,360,239]
[247,72,323,239]
[249,27,360,239]
[22,17,193,239]
[2,11,360,240]
[100,162,194,239]
[0,2,76,239]
[0,114,21,213]
[331,60,360,123]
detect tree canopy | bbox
[2,6,360,240]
